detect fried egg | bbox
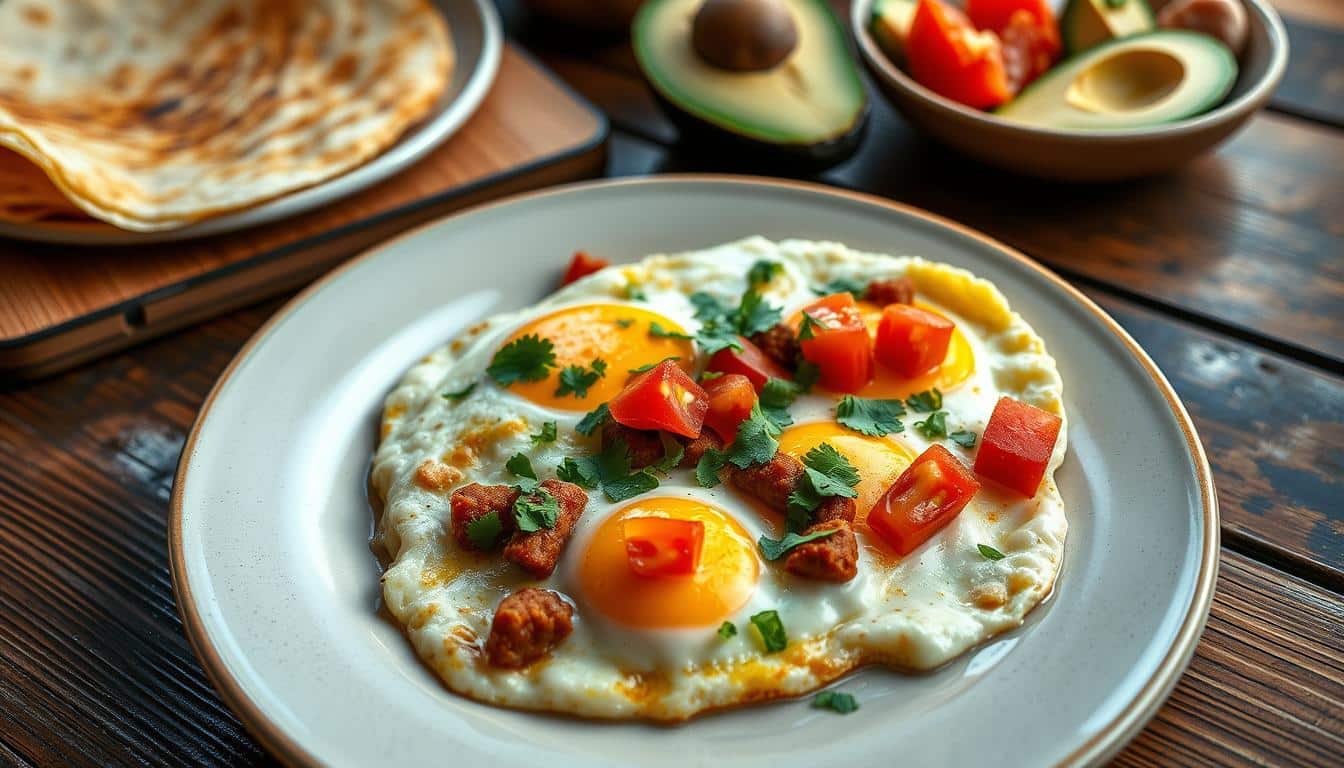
[370,237,1067,720]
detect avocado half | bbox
[996,31,1237,130]
[1061,0,1156,54]
[633,0,869,168]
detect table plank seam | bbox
[1221,527,1344,595]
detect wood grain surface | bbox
[1,0,1342,765]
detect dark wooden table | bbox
[2,1,1341,765]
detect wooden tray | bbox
[0,45,608,382]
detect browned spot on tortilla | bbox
[22,5,50,25]
[414,459,462,492]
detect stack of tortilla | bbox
[0,0,453,232]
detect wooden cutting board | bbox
[0,45,608,382]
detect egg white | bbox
[370,237,1067,720]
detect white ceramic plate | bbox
[171,177,1217,767]
[0,0,501,246]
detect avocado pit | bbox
[692,0,798,72]
[1066,47,1185,113]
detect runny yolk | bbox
[790,300,974,399]
[777,421,916,558]
[578,497,759,628]
[500,304,695,411]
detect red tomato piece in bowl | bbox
[869,444,981,556]
[707,337,790,393]
[702,373,757,442]
[974,396,1063,497]
[560,251,610,286]
[608,360,708,438]
[967,0,1061,92]
[798,293,874,393]
[624,517,705,577]
[875,303,955,378]
[906,0,1011,109]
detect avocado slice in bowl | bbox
[1061,0,1156,53]
[633,0,869,168]
[996,30,1236,130]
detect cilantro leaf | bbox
[718,621,737,639]
[978,543,1007,561]
[699,370,725,382]
[695,448,728,487]
[505,452,538,481]
[629,356,679,374]
[836,395,906,437]
[915,411,948,439]
[750,610,787,653]
[513,489,559,533]
[759,377,800,429]
[725,403,781,469]
[614,318,635,329]
[905,388,943,413]
[625,282,647,301]
[757,527,840,561]
[747,260,782,286]
[578,436,664,503]
[555,358,607,398]
[801,443,860,490]
[689,292,728,321]
[649,321,694,341]
[556,456,600,489]
[814,277,867,297]
[575,403,611,436]
[694,321,745,355]
[812,690,859,714]
[950,429,978,449]
[441,382,477,401]
[652,432,685,474]
[734,289,782,337]
[465,511,505,550]
[604,471,660,502]
[794,360,820,392]
[531,421,557,445]
[487,335,557,386]
[797,311,828,341]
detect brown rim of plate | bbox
[168,174,1220,768]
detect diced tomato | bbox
[974,397,1063,497]
[965,0,1056,37]
[875,303,956,378]
[702,373,758,442]
[706,337,791,393]
[560,250,609,286]
[906,0,1011,109]
[623,517,705,577]
[798,293,874,393]
[869,444,981,556]
[608,359,708,438]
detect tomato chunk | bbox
[965,0,1057,37]
[707,337,790,393]
[907,0,1011,109]
[608,359,708,438]
[875,303,956,378]
[702,373,758,442]
[967,0,1061,91]
[560,250,610,286]
[870,445,980,556]
[974,397,1062,497]
[798,293,874,393]
[623,517,704,577]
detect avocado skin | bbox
[1060,0,1156,54]
[649,88,871,171]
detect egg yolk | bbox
[791,300,974,399]
[777,421,916,551]
[499,304,695,411]
[578,497,759,628]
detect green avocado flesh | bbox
[1061,0,1155,53]
[633,0,866,147]
[996,31,1237,130]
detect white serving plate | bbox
[171,176,1217,767]
[0,0,501,246]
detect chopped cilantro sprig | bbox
[836,395,906,437]
[487,335,556,385]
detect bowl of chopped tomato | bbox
[851,0,1288,180]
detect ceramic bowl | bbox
[851,0,1289,181]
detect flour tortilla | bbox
[0,1,452,232]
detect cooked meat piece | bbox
[749,323,799,369]
[484,588,574,669]
[726,452,805,513]
[784,520,859,583]
[865,276,915,306]
[450,483,518,550]
[602,421,665,468]
[680,430,725,468]
[503,479,588,578]
[814,495,856,525]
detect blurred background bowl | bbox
[851,0,1288,181]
